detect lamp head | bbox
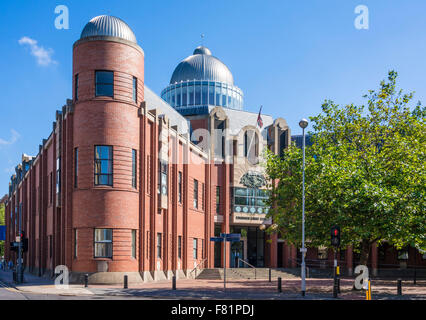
[299,118,308,129]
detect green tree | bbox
[265,71,426,265]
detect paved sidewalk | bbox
[0,269,424,300]
[0,269,93,296]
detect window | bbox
[56,157,61,194]
[398,249,409,260]
[147,155,152,194]
[94,146,113,186]
[132,230,136,259]
[75,74,79,101]
[202,183,205,211]
[157,233,162,259]
[193,179,198,209]
[132,77,137,103]
[74,148,78,188]
[178,171,182,204]
[74,229,78,259]
[49,172,53,204]
[178,236,182,259]
[94,229,113,258]
[158,161,168,195]
[244,130,259,163]
[318,246,328,260]
[216,186,221,214]
[233,188,269,214]
[95,71,113,97]
[132,149,137,188]
[193,238,198,259]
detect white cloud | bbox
[0,129,20,146]
[18,36,57,66]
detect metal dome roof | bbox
[170,47,234,85]
[80,15,137,43]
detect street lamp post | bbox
[299,118,308,297]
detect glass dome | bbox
[161,46,243,114]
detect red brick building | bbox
[5,15,425,283]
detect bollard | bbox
[84,274,89,288]
[269,268,272,282]
[414,269,416,285]
[172,275,176,290]
[397,279,402,295]
[337,278,341,294]
[278,277,282,293]
[124,275,128,289]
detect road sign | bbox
[210,237,224,242]
[220,233,241,239]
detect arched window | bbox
[244,130,259,164]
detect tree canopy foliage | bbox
[265,71,425,264]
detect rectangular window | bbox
[157,233,162,259]
[49,172,53,204]
[132,149,137,188]
[56,157,61,194]
[193,238,198,259]
[193,179,198,209]
[132,230,136,259]
[158,161,168,195]
[202,183,205,211]
[95,70,113,97]
[94,145,113,186]
[74,148,78,188]
[132,77,137,103]
[75,74,79,101]
[216,186,221,214]
[178,236,182,259]
[94,229,113,258]
[178,171,182,204]
[74,229,78,259]
[147,155,152,194]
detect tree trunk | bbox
[359,239,371,267]
[352,239,372,291]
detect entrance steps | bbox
[195,268,300,280]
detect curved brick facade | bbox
[72,38,144,273]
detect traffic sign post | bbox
[211,233,241,292]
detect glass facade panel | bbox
[221,86,227,107]
[182,84,187,106]
[216,83,221,105]
[171,88,175,107]
[176,86,181,107]
[188,85,194,106]
[202,83,208,105]
[195,83,201,105]
[209,84,215,105]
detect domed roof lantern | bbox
[80,15,137,44]
[193,46,212,55]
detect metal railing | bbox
[189,258,208,278]
[237,258,257,279]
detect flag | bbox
[257,106,263,128]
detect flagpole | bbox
[246,106,262,160]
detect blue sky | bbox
[1,0,425,195]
